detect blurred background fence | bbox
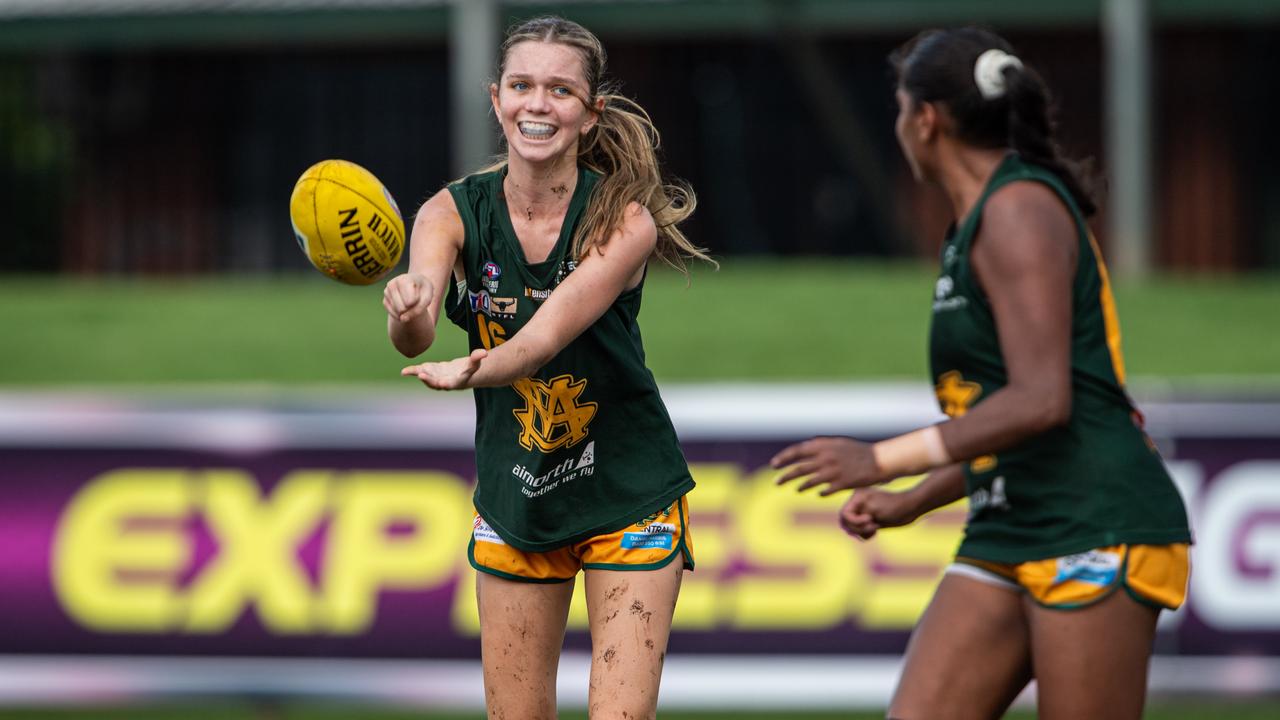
[3,0,1280,275]
[1,1,1279,718]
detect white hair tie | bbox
[973,48,1023,100]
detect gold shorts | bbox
[468,495,694,583]
[950,543,1190,610]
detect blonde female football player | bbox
[382,16,711,720]
[773,27,1191,720]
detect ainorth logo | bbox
[511,374,598,453]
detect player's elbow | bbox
[388,320,434,358]
[522,344,557,377]
[394,341,426,358]
[513,332,560,377]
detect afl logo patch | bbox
[482,262,502,280]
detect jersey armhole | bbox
[444,181,480,329]
[969,173,1086,309]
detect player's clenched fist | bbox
[839,487,921,540]
[384,272,434,323]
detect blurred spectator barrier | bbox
[0,385,1277,705]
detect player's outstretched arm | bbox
[402,202,656,390]
[771,424,951,495]
[385,189,464,357]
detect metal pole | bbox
[1103,0,1153,277]
[450,0,499,177]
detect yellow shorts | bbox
[950,543,1190,610]
[468,496,694,583]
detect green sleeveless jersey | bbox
[443,166,695,552]
[929,154,1190,563]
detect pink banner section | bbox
[0,393,1277,659]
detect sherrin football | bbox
[289,159,405,285]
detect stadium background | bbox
[2,1,1278,718]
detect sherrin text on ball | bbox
[289,159,404,285]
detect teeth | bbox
[519,122,556,138]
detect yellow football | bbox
[289,159,405,285]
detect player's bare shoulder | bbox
[615,200,658,253]
[979,180,1077,267]
[411,187,465,252]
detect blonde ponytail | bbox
[576,93,713,273]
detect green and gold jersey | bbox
[443,166,695,553]
[929,153,1191,563]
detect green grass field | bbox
[2,260,1278,386]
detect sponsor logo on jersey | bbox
[621,531,673,550]
[482,261,502,293]
[468,290,518,319]
[933,274,968,312]
[641,522,677,535]
[1053,549,1122,586]
[473,516,506,545]
[968,475,1011,517]
[575,441,595,469]
[935,275,954,299]
[553,259,577,287]
[524,286,552,301]
[511,441,597,499]
[635,504,674,528]
[512,374,597,453]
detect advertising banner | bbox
[1,388,1277,660]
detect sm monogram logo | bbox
[512,374,598,453]
[935,370,982,418]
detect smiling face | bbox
[491,40,600,168]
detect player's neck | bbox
[937,145,1010,224]
[504,154,579,218]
